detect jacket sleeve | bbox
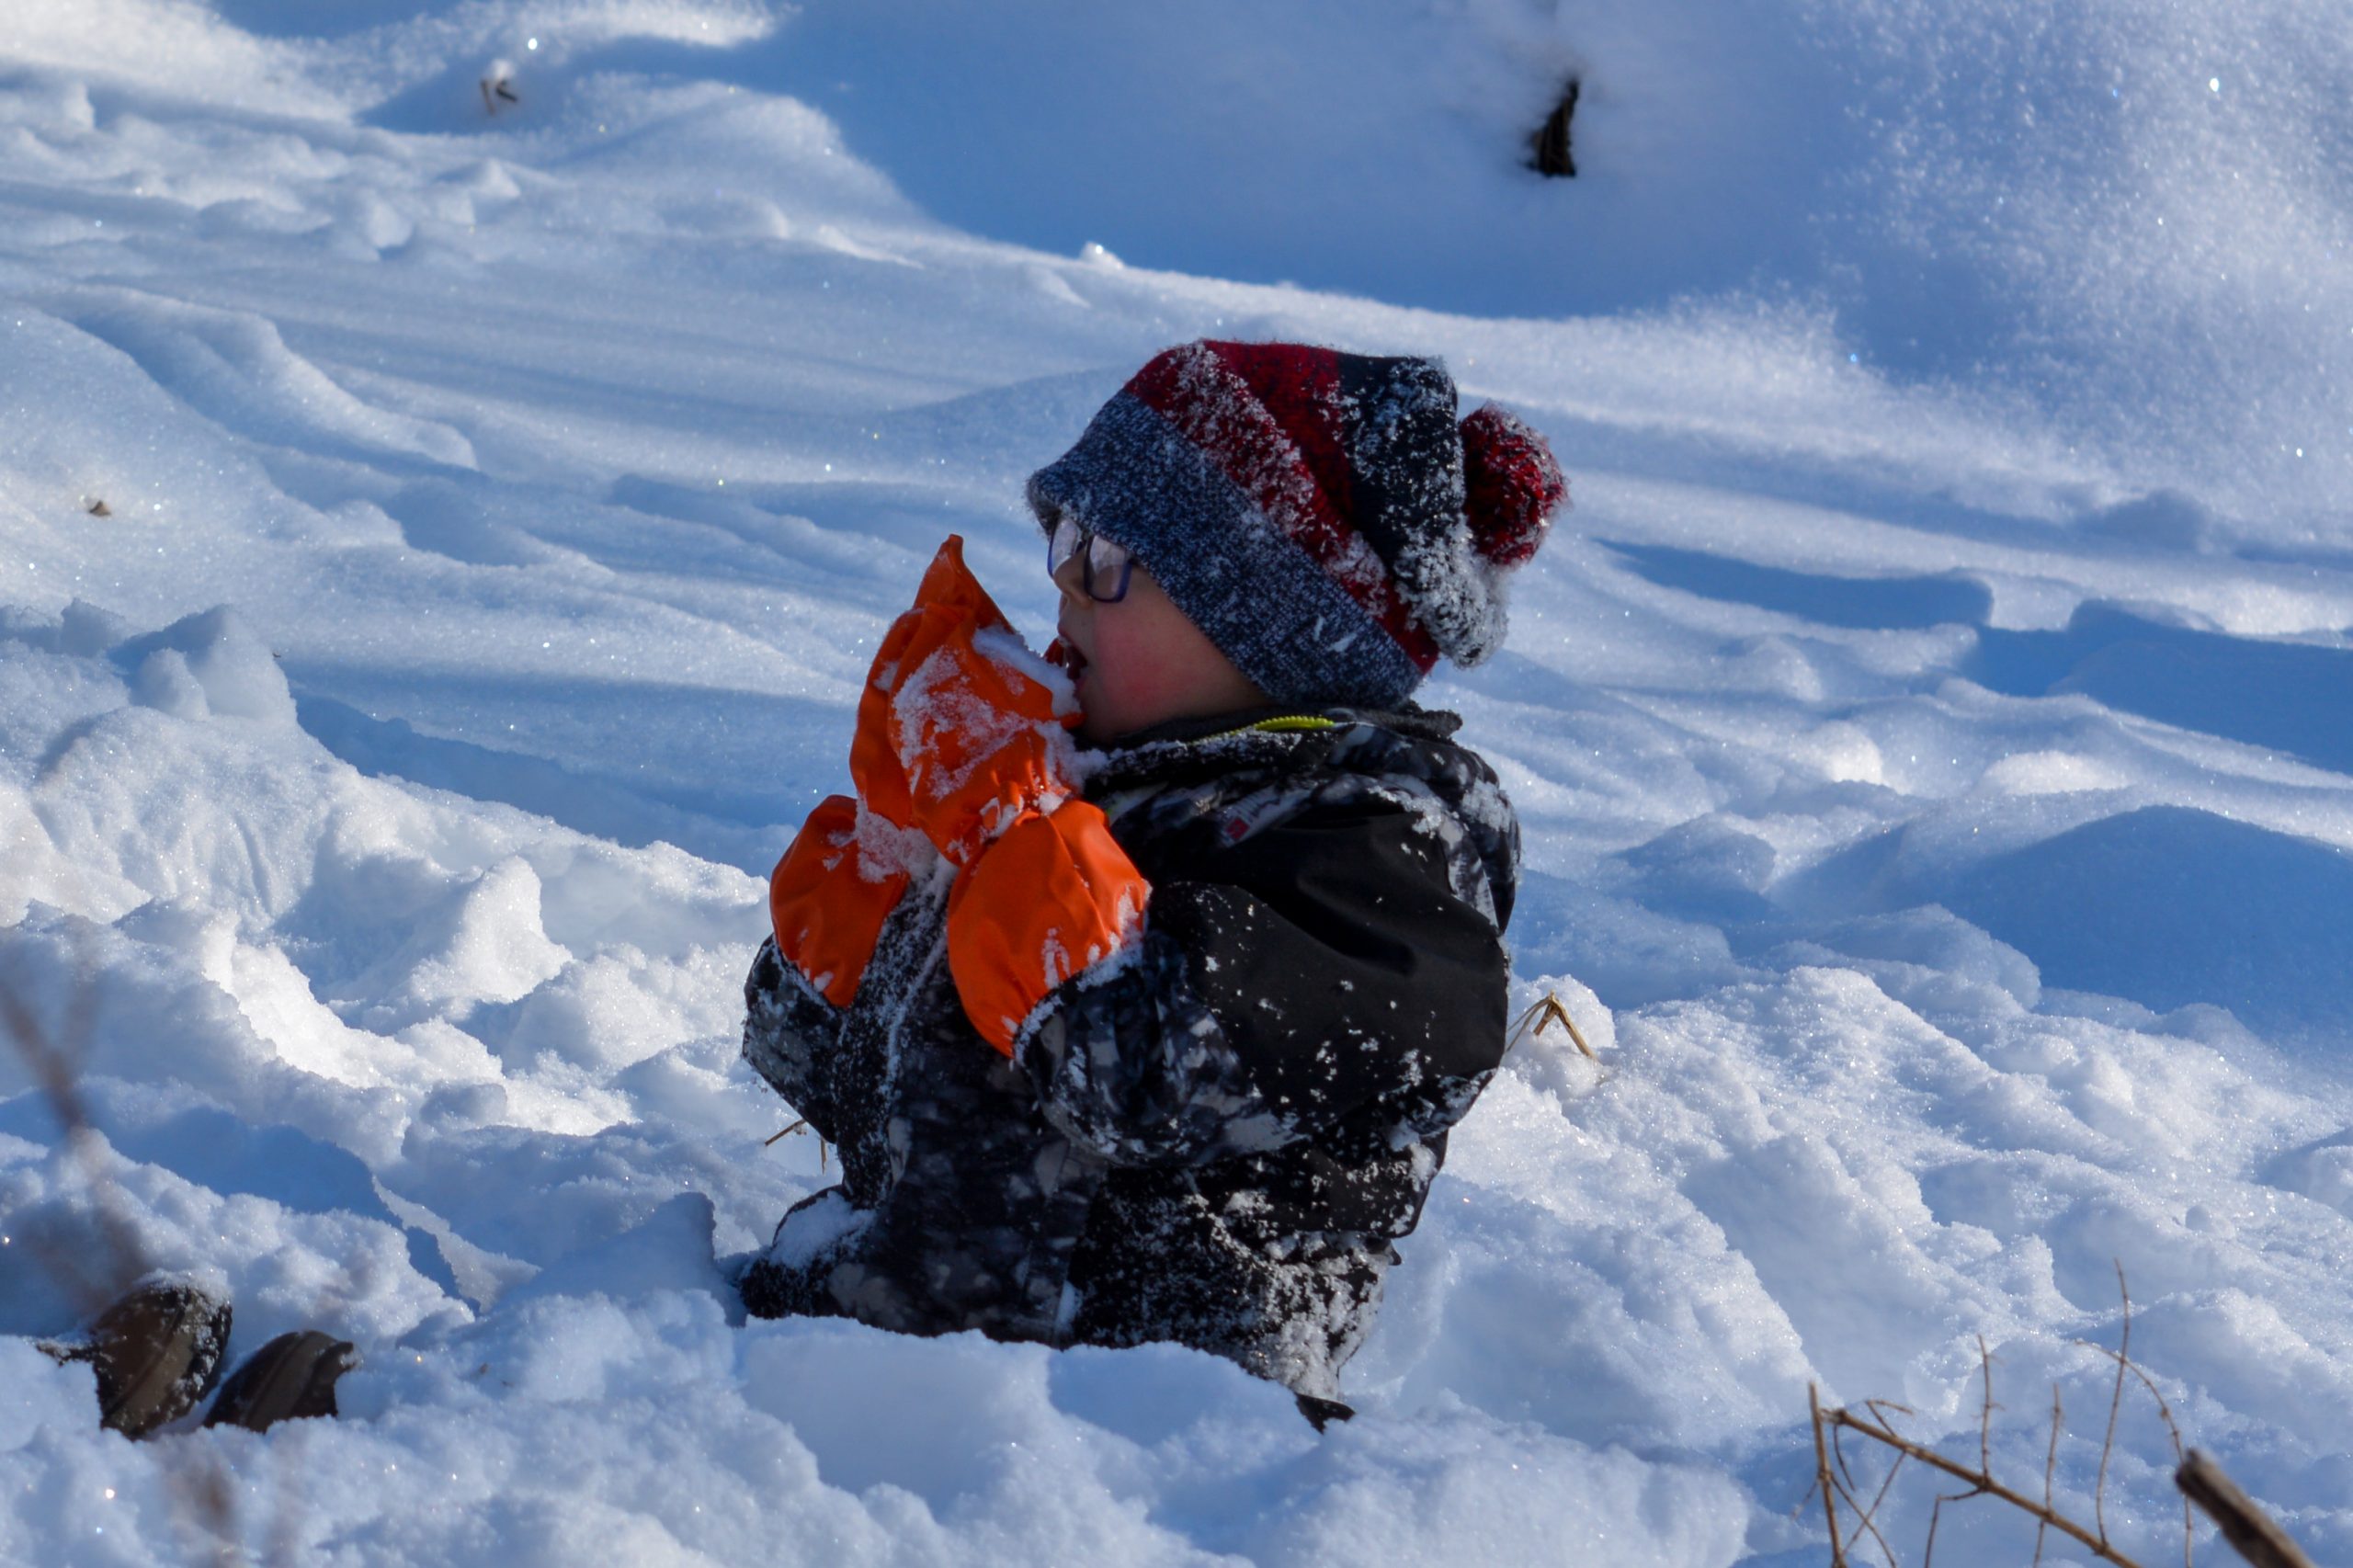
[742,936,851,1145]
[1012,794,1509,1169]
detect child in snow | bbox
[738,341,1564,1419]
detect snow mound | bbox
[755,0,2353,527]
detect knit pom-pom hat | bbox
[1026,340,1566,709]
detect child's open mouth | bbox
[1050,637,1089,692]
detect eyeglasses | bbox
[1048,516,1134,604]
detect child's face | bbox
[1052,555,1266,742]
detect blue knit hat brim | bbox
[1028,392,1425,709]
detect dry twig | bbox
[1807,1261,2305,1562]
[2177,1452,2314,1568]
[1856,1400,1915,1547]
[1826,1441,1906,1567]
[2,935,243,1563]
[1812,1383,1847,1568]
[1808,1265,2319,1568]
[1818,1402,2147,1567]
[2035,1385,2063,1567]
[2075,1262,2193,1566]
[2077,1340,2192,1563]
[1976,1335,1998,1479]
[0,944,145,1308]
[2096,1262,2134,1546]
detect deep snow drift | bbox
[5,2,2353,1563]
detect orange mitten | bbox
[850,538,1009,824]
[945,802,1149,1054]
[862,537,1078,867]
[770,794,912,1007]
[898,630,1072,866]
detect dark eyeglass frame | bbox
[1048,517,1135,604]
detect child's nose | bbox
[1052,572,1095,617]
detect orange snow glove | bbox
[946,801,1149,1055]
[858,536,1079,868]
[769,793,912,1008]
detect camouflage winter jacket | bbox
[738,705,1518,1401]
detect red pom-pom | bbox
[1461,405,1565,567]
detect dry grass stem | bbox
[1511,993,1597,1061]
[764,1115,828,1168]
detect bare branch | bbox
[2096,1261,2134,1547]
[2,935,244,1557]
[2088,1342,2196,1567]
[1812,1383,1849,1568]
[2177,1451,2314,1568]
[1826,1458,1904,1568]
[1811,1263,2317,1568]
[1976,1335,2000,1479]
[1858,1401,1913,1537]
[2035,1384,2063,1567]
[0,944,147,1309]
[1825,1406,2149,1568]
[1925,1486,1993,1568]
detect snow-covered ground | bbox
[5,2,2352,1562]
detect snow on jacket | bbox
[738,704,1518,1400]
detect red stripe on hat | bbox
[1203,342,1354,516]
[1127,343,1440,673]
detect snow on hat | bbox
[1026,340,1566,709]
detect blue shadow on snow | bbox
[0,1096,464,1301]
[1606,541,2353,779]
[1943,806,2353,1043]
[1969,603,2353,778]
[1601,540,1995,630]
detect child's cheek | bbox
[1082,633,1156,735]
[1100,627,1179,706]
